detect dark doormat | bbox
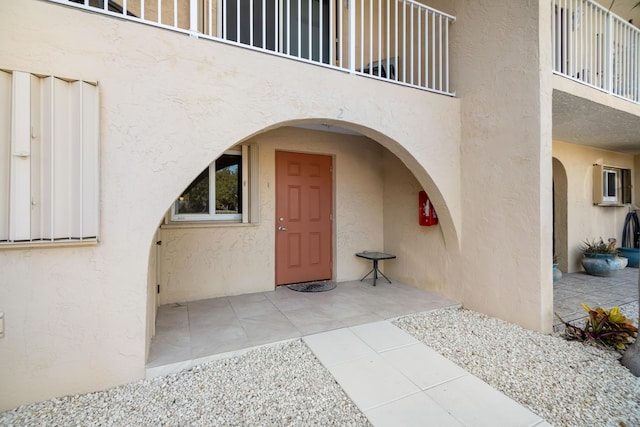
[287,280,337,292]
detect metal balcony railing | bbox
[552,0,640,104]
[53,0,455,95]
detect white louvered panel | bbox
[40,76,54,240]
[80,81,99,240]
[9,71,31,242]
[52,77,71,240]
[0,70,11,241]
[29,74,42,241]
[69,80,83,240]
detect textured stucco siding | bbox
[0,0,461,410]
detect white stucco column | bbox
[452,0,554,332]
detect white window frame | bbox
[171,147,245,222]
[602,168,619,203]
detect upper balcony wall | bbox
[551,0,640,104]
[57,0,455,95]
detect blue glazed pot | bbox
[581,253,622,277]
[552,263,562,284]
[619,248,639,268]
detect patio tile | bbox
[290,312,383,336]
[190,323,251,359]
[327,354,421,411]
[424,374,543,427]
[364,391,465,427]
[553,287,581,299]
[188,300,238,326]
[228,298,280,319]
[238,312,302,346]
[380,343,467,390]
[148,304,191,367]
[147,338,191,367]
[303,328,377,366]
[155,303,189,329]
[350,321,418,352]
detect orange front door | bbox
[275,151,332,285]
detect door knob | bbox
[278,226,288,231]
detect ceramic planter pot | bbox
[581,253,622,277]
[553,263,562,284]
[619,248,639,268]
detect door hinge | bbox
[157,284,160,294]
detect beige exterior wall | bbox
[553,141,636,272]
[7,0,635,412]
[382,151,455,299]
[158,128,392,304]
[448,0,554,332]
[636,155,640,205]
[0,0,461,410]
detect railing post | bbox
[605,11,612,92]
[190,0,199,38]
[349,0,356,73]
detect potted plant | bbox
[580,238,624,277]
[553,254,562,284]
[619,210,639,268]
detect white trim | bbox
[170,148,243,222]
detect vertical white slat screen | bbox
[41,76,54,240]
[69,81,83,239]
[80,82,100,239]
[0,71,11,241]
[10,72,31,242]
[29,74,42,240]
[53,77,72,239]
[0,69,99,245]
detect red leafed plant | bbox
[556,304,637,352]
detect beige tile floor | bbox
[147,279,459,370]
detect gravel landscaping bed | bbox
[0,340,370,427]
[394,304,640,427]
[3,304,640,426]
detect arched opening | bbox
[552,157,569,272]
[144,121,460,367]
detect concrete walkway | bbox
[304,320,551,427]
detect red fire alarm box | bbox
[419,190,438,226]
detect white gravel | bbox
[3,305,640,426]
[0,340,370,426]
[394,304,640,427]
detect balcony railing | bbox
[551,0,640,103]
[55,0,455,95]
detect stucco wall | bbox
[449,0,554,332]
[553,140,636,272]
[157,127,453,305]
[382,151,453,298]
[0,0,461,410]
[157,128,387,304]
[636,155,640,206]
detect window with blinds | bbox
[0,70,99,245]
